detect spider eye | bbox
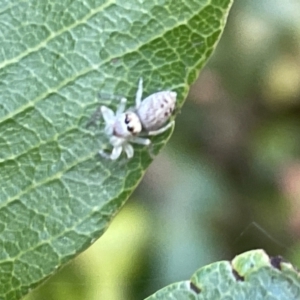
[127,126,134,132]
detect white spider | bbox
[98,78,177,160]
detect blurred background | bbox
[26,0,300,299]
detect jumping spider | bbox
[97,78,177,160]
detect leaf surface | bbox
[146,250,300,300]
[0,0,233,298]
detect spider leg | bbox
[132,137,155,159]
[147,121,174,136]
[123,143,134,159]
[135,77,143,107]
[116,97,127,115]
[131,136,151,146]
[99,146,123,160]
[101,106,115,124]
[98,149,111,159]
[86,104,103,128]
[110,146,123,160]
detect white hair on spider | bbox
[97,77,177,160]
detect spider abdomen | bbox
[136,91,177,131]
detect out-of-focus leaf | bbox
[146,249,300,300]
[0,0,233,298]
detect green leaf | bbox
[0,0,233,298]
[146,249,300,300]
